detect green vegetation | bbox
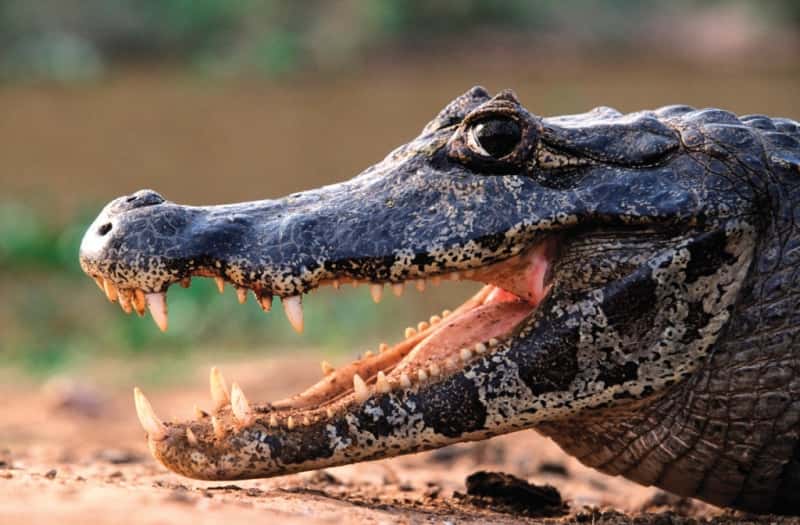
[0,0,797,81]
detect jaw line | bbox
[117,237,559,442]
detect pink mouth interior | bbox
[273,240,555,410]
[388,241,553,380]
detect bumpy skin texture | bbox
[79,88,800,514]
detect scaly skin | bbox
[79,87,800,514]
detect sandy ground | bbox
[1,354,797,525]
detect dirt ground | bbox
[1,354,798,525]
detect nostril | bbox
[126,195,138,203]
[97,223,112,236]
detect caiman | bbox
[78,87,800,515]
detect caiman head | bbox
[79,87,764,484]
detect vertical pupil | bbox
[474,118,521,157]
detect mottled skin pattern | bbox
[79,87,800,514]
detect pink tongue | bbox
[390,296,534,377]
[473,241,553,305]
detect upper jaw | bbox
[78,166,560,302]
[77,157,570,337]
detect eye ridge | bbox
[467,117,522,159]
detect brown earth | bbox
[2,353,798,525]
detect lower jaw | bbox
[147,286,542,480]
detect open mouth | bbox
[89,238,559,432]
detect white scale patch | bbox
[326,424,353,452]
[460,219,756,432]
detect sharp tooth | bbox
[287,416,295,430]
[303,416,311,426]
[431,276,442,286]
[449,272,460,281]
[417,321,429,332]
[404,327,417,339]
[118,290,133,314]
[326,407,334,419]
[269,414,279,427]
[282,296,304,334]
[133,387,166,440]
[194,405,208,419]
[321,361,335,375]
[353,373,369,402]
[133,289,146,316]
[376,371,391,393]
[363,350,374,359]
[370,284,383,303]
[417,369,428,382]
[103,280,119,302]
[259,294,273,312]
[211,415,225,439]
[215,277,225,294]
[415,279,426,292]
[429,363,440,376]
[230,382,252,425]
[180,277,191,288]
[488,338,499,348]
[392,283,404,297]
[93,276,105,291]
[332,279,341,289]
[429,315,442,325]
[400,373,412,388]
[442,309,452,318]
[446,357,458,370]
[186,427,198,446]
[236,287,248,304]
[460,348,472,361]
[145,292,168,332]
[475,342,487,354]
[379,343,389,353]
[209,367,230,410]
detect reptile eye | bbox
[467,117,521,159]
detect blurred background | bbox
[1,0,799,385]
